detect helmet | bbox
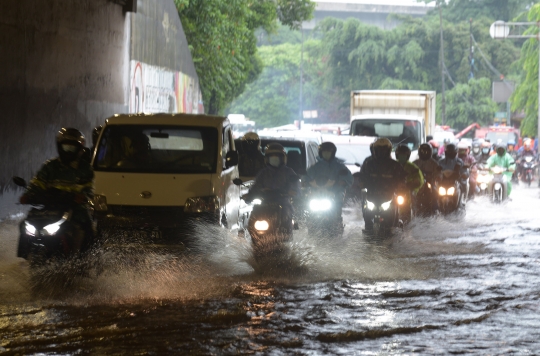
[369,142,375,156]
[524,139,532,151]
[241,132,261,152]
[457,141,469,157]
[92,125,102,147]
[318,141,337,161]
[481,141,491,155]
[395,144,411,163]
[471,141,481,155]
[264,143,287,167]
[444,143,458,159]
[56,127,85,164]
[373,138,392,160]
[418,143,432,161]
[496,143,506,157]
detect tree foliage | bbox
[175,0,315,114]
[511,3,540,137]
[417,0,534,22]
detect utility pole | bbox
[469,18,474,80]
[299,27,304,128]
[439,3,446,125]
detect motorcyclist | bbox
[395,144,424,223]
[457,141,477,200]
[476,141,492,168]
[438,143,469,205]
[413,143,441,212]
[19,128,95,253]
[238,132,266,180]
[516,139,536,182]
[429,139,441,161]
[305,142,353,223]
[486,143,516,197]
[357,138,407,232]
[471,140,483,162]
[245,143,301,232]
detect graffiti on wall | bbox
[129,60,203,114]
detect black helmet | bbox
[471,141,481,155]
[56,127,85,164]
[92,125,103,147]
[318,141,337,160]
[373,138,392,160]
[445,143,458,159]
[264,143,287,167]
[395,144,411,162]
[418,143,432,161]
[496,143,506,157]
[241,132,260,152]
[369,142,374,156]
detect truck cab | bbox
[91,113,241,241]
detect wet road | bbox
[1,185,540,355]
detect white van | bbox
[91,113,241,240]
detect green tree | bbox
[511,3,540,137]
[417,0,534,22]
[175,0,315,115]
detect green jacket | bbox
[402,161,425,194]
[486,153,516,177]
[24,158,94,223]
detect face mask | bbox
[322,151,332,161]
[397,155,408,164]
[482,148,490,155]
[269,156,281,167]
[458,150,467,157]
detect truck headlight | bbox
[92,194,108,212]
[366,201,375,210]
[184,195,219,213]
[309,199,332,212]
[254,220,269,231]
[381,201,392,210]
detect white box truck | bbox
[349,90,436,153]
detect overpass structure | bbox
[304,0,435,30]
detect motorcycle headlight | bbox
[396,196,405,205]
[447,187,456,196]
[439,187,447,196]
[525,156,533,162]
[309,199,332,212]
[42,212,70,236]
[366,201,375,211]
[494,183,502,190]
[184,195,219,213]
[480,183,487,189]
[254,220,269,231]
[492,166,502,174]
[25,222,37,236]
[427,182,432,189]
[381,200,392,211]
[252,199,262,205]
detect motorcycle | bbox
[243,190,293,259]
[305,187,344,237]
[476,165,491,196]
[363,189,404,237]
[489,166,508,203]
[13,177,95,267]
[520,156,536,186]
[437,170,463,215]
[415,171,439,217]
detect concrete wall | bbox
[0,0,202,220]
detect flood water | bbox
[1,185,539,355]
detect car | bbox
[322,135,374,174]
[92,113,242,242]
[258,129,324,144]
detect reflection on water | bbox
[0,186,539,354]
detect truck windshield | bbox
[93,125,218,173]
[485,131,518,145]
[351,119,421,150]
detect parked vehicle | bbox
[91,113,241,242]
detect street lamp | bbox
[490,21,540,155]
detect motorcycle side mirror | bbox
[233,178,243,186]
[12,176,27,187]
